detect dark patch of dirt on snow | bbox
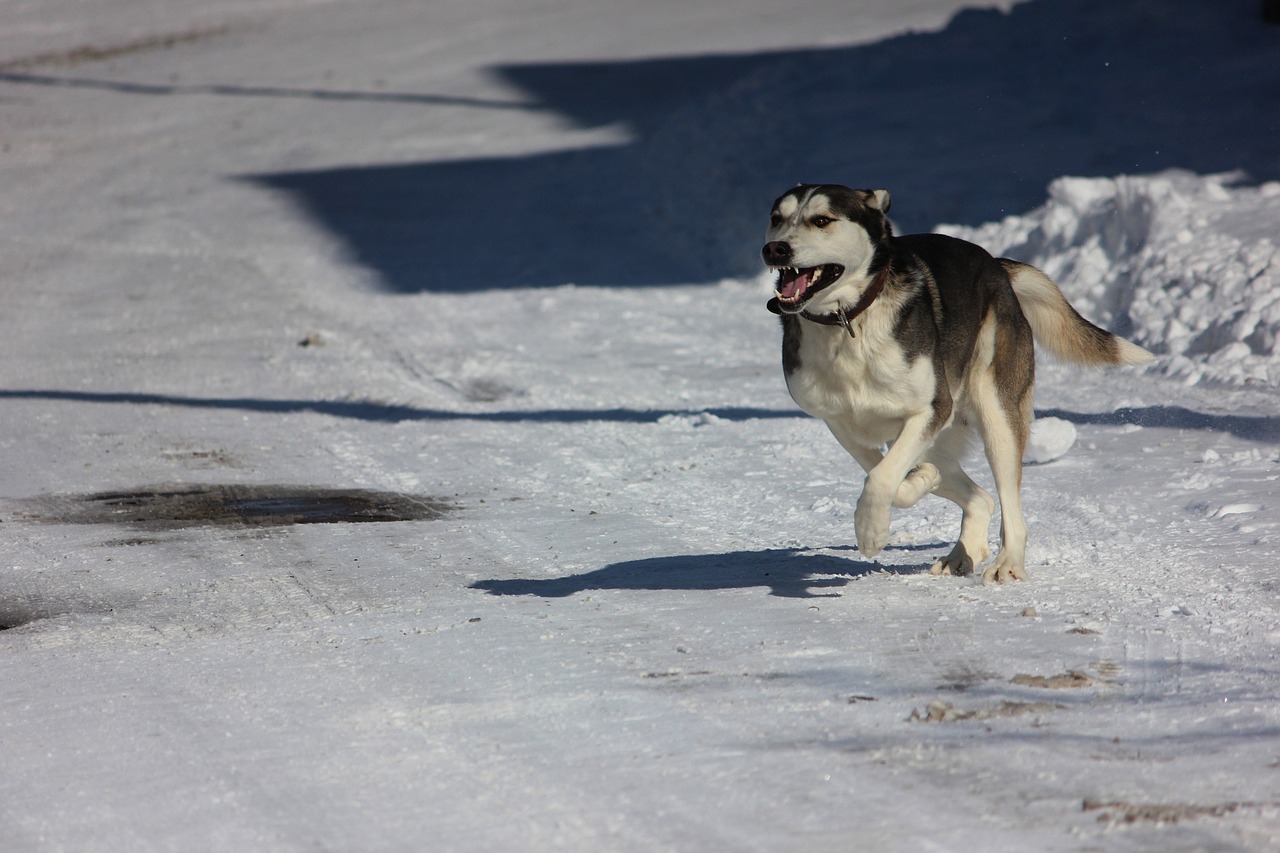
[10,484,454,530]
[1010,671,1096,689]
[1082,798,1274,826]
[909,699,1064,723]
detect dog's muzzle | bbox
[762,241,792,266]
[769,262,845,310]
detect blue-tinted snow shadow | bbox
[5,391,1278,442]
[5,391,1277,442]
[470,548,926,600]
[243,0,1278,292]
[1036,406,1280,444]
[0,389,796,424]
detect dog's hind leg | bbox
[973,374,1033,583]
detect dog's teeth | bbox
[812,268,823,282]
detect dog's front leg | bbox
[852,411,938,558]
[823,423,931,496]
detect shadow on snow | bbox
[236,0,1278,292]
[4,3,1268,293]
[3,390,1277,443]
[470,547,927,600]
[0,389,794,425]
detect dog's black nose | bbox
[762,241,791,265]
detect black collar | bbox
[767,267,889,337]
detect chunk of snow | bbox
[1023,417,1077,464]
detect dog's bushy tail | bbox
[1002,260,1154,367]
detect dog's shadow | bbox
[470,546,932,600]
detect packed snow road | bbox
[2,0,1278,850]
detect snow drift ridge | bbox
[942,171,1280,389]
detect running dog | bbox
[763,184,1153,582]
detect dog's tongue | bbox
[777,268,812,301]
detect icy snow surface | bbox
[2,0,1279,851]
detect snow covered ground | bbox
[1,0,1279,849]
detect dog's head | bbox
[762,184,892,315]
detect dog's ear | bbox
[868,189,891,214]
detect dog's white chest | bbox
[784,318,934,444]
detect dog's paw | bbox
[892,463,941,509]
[929,541,986,577]
[854,495,891,557]
[981,551,1028,584]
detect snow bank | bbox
[942,171,1280,389]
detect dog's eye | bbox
[769,213,783,227]
[810,215,834,228]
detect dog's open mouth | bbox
[773,264,844,308]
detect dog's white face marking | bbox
[764,187,881,315]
